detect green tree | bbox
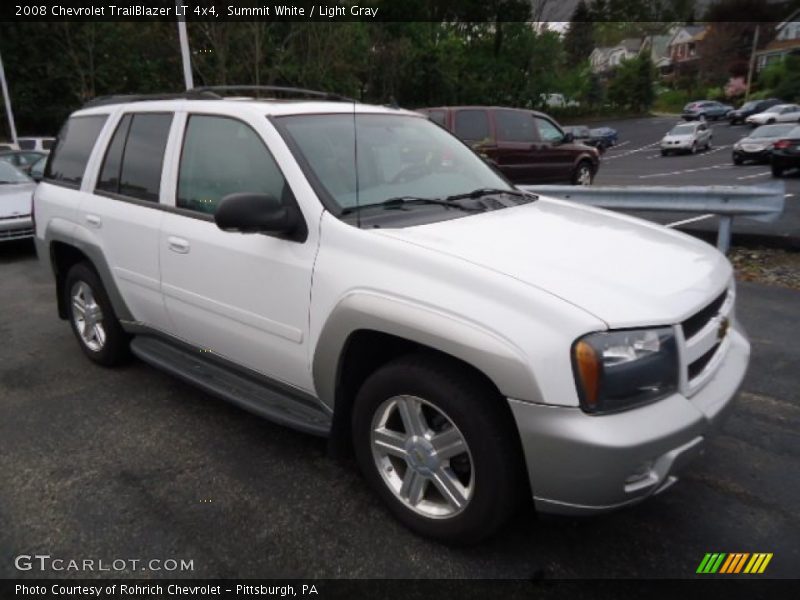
[563,1,594,67]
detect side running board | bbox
[130,336,332,437]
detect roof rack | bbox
[189,85,357,103]
[82,90,221,108]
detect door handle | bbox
[167,236,190,254]
[85,214,102,228]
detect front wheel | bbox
[772,164,784,177]
[65,262,130,366]
[352,355,524,543]
[572,161,593,186]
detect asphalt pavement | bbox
[591,115,800,245]
[1,240,798,579]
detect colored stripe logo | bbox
[696,553,773,574]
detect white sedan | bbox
[746,103,800,125]
[0,161,36,241]
[660,121,712,155]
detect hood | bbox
[738,136,775,148]
[0,182,35,217]
[375,198,731,328]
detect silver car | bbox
[0,161,36,242]
[661,121,713,155]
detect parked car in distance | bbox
[539,93,579,109]
[660,121,712,155]
[681,100,733,121]
[29,155,47,182]
[770,126,800,177]
[563,125,618,153]
[17,136,56,153]
[0,161,35,242]
[0,150,47,175]
[746,103,800,126]
[732,123,798,164]
[728,98,782,125]
[0,142,19,151]
[35,90,748,543]
[419,106,600,185]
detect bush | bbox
[653,89,690,113]
[706,86,725,101]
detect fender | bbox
[41,219,135,323]
[312,291,542,410]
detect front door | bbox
[158,113,318,391]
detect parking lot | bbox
[2,202,799,579]
[593,116,800,243]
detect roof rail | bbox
[82,90,221,109]
[189,85,357,103]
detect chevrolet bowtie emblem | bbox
[718,317,730,341]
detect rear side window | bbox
[177,115,292,214]
[45,115,108,187]
[427,110,446,127]
[96,113,172,202]
[18,140,35,150]
[454,110,490,141]
[495,110,537,143]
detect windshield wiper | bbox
[444,187,536,203]
[341,196,484,215]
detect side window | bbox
[42,139,55,150]
[495,110,538,143]
[18,140,35,150]
[96,115,131,194]
[118,113,173,202]
[534,117,564,143]
[45,115,108,187]
[177,115,292,215]
[96,113,171,202]
[427,110,446,127]
[454,110,490,141]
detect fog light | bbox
[625,460,654,485]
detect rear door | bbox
[157,112,318,391]
[492,109,541,183]
[83,110,175,331]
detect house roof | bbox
[777,8,800,31]
[619,38,642,53]
[757,38,800,54]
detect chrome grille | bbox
[681,286,734,394]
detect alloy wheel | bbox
[70,281,106,352]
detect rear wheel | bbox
[572,161,593,186]
[352,355,524,543]
[65,262,129,366]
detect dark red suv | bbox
[419,106,600,185]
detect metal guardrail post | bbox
[520,182,785,254]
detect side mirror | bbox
[562,132,574,144]
[215,193,300,236]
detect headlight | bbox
[572,327,679,414]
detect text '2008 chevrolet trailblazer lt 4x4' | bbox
[35,87,749,543]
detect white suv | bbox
[34,88,750,543]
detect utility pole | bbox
[745,24,760,101]
[0,50,18,146]
[176,0,194,90]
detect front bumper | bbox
[508,325,749,515]
[0,215,34,241]
[733,148,770,162]
[661,141,693,151]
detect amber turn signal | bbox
[574,340,600,409]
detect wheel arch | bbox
[313,293,540,456]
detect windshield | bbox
[277,113,513,212]
[750,124,796,138]
[669,124,696,135]
[0,160,31,184]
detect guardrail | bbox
[518,182,785,253]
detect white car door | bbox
[80,110,176,331]
[158,112,319,392]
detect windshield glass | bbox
[0,160,31,183]
[750,124,796,138]
[669,124,696,135]
[277,113,513,211]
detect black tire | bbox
[772,164,784,178]
[661,149,668,156]
[572,160,593,186]
[767,118,776,125]
[64,262,130,366]
[733,154,743,165]
[352,354,524,544]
